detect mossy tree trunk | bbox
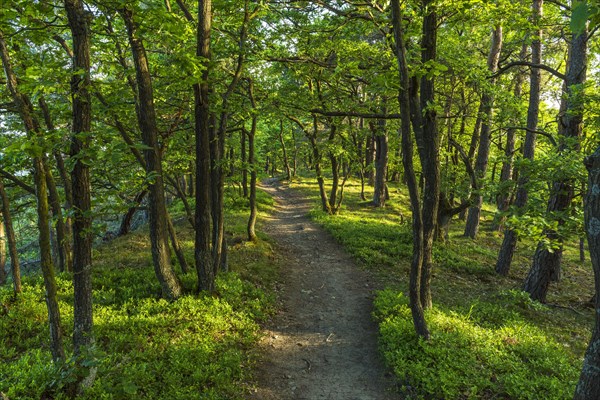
[0,178,21,294]
[0,32,65,361]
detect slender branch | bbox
[310,108,401,119]
[491,61,566,81]
[505,126,558,146]
[0,168,35,194]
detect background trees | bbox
[1,0,600,397]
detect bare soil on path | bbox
[249,179,400,400]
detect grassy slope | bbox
[291,177,593,399]
[0,189,278,399]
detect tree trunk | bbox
[0,178,21,294]
[167,214,189,274]
[0,31,65,361]
[65,3,96,383]
[464,25,503,238]
[247,118,258,241]
[122,7,182,300]
[279,120,292,181]
[524,21,587,300]
[495,42,527,230]
[373,111,389,208]
[35,158,66,362]
[118,190,147,236]
[496,0,543,276]
[44,159,70,273]
[416,1,440,310]
[38,98,73,273]
[574,147,600,399]
[195,0,215,292]
[391,0,429,339]
[0,214,6,285]
[241,128,248,198]
[167,176,195,229]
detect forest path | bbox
[249,179,400,400]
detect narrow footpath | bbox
[250,179,399,400]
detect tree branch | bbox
[491,61,566,81]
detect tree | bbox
[390,0,429,339]
[195,0,215,292]
[0,32,65,362]
[64,2,94,378]
[0,177,21,294]
[121,6,183,300]
[574,146,600,399]
[464,24,503,238]
[496,0,543,276]
[523,12,587,302]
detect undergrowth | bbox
[290,176,593,399]
[0,187,277,399]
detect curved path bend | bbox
[250,179,399,400]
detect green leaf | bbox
[571,1,590,33]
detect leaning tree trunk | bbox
[117,190,147,236]
[0,32,65,362]
[523,23,587,301]
[39,98,73,273]
[574,147,600,400]
[195,0,215,292]
[122,8,182,300]
[167,214,189,274]
[464,24,503,238]
[391,0,429,339]
[0,178,21,294]
[496,0,543,276]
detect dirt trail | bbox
[250,179,399,400]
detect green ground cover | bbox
[0,189,278,399]
[291,177,593,400]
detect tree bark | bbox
[195,0,215,292]
[0,178,21,294]
[0,31,65,361]
[524,21,587,301]
[391,0,429,339]
[496,0,543,276]
[117,190,147,236]
[574,147,600,400]
[122,7,182,300]
[464,25,503,238]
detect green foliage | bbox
[374,290,579,400]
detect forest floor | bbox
[249,179,400,400]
